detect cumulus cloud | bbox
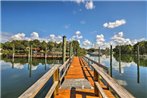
[75,31,81,35]
[103,19,126,29]
[75,0,84,4]
[71,31,83,43]
[85,0,95,10]
[96,34,105,47]
[0,32,13,43]
[48,34,62,43]
[74,0,95,10]
[10,33,26,41]
[82,39,92,48]
[10,32,40,41]
[31,32,39,40]
[111,32,144,46]
[111,32,132,45]
[91,34,112,49]
[111,32,126,45]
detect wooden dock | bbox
[55,57,114,98]
[19,56,135,98]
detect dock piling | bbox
[62,36,66,64]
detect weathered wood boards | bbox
[19,56,73,98]
[19,65,60,98]
[91,63,135,98]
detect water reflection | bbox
[88,54,147,98]
[1,56,62,98]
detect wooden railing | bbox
[84,56,108,71]
[83,56,135,98]
[19,55,73,98]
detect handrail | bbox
[83,57,134,98]
[45,81,58,98]
[84,56,108,71]
[19,65,60,98]
[19,55,74,98]
[59,55,73,82]
[95,82,108,98]
[91,63,134,98]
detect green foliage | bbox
[133,41,147,55]
[87,48,96,53]
[1,39,86,56]
[77,48,86,56]
[71,40,86,56]
[113,41,147,55]
[113,54,147,66]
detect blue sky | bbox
[1,1,147,48]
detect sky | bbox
[1,0,147,48]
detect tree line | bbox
[113,41,147,55]
[0,40,86,56]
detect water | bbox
[1,57,62,98]
[87,54,147,98]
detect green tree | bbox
[48,41,54,51]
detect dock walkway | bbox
[19,56,134,98]
[55,57,114,98]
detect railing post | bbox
[53,69,59,97]
[28,46,30,63]
[137,45,140,83]
[119,46,121,73]
[110,45,112,77]
[69,42,72,58]
[98,47,100,63]
[62,36,66,64]
[30,45,33,61]
[12,43,15,61]
[94,69,99,96]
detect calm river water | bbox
[1,54,147,98]
[87,54,147,98]
[1,57,62,98]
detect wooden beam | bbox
[91,64,135,98]
[84,56,108,71]
[53,69,59,96]
[45,81,58,98]
[95,82,108,98]
[19,65,60,98]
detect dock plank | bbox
[55,56,115,98]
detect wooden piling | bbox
[119,46,121,73]
[53,69,59,97]
[110,45,112,77]
[30,45,32,61]
[12,44,15,60]
[137,45,140,83]
[98,47,100,63]
[69,42,72,58]
[62,36,66,64]
[94,69,99,96]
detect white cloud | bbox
[111,32,145,46]
[48,34,62,43]
[96,34,105,42]
[75,31,81,35]
[0,32,13,43]
[85,0,95,10]
[31,32,39,40]
[111,32,132,45]
[10,33,26,41]
[83,39,91,46]
[75,0,84,4]
[70,31,83,43]
[103,19,126,29]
